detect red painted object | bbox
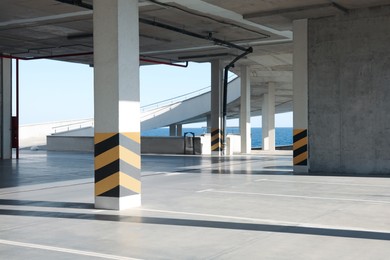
[11,116,18,149]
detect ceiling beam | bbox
[140,38,292,56]
[0,10,92,28]
[146,0,292,39]
[244,2,348,19]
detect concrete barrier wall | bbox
[308,6,390,174]
[47,135,203,154]
[141,136,202,154]
[47,136,94,152]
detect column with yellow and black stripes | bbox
[94,133,141,209]
[293,129,308,167]
[210,60,223,155]
[93,0,141,209]
[293,19,309,173]
[211,128,223,153]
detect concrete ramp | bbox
[141,78,241,131]
[24,75,292,148]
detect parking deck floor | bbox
[0,150,390,259]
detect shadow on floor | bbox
[0,204,389,241]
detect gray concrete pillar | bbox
[0,59,1,159]
[169,124,176,136]
[293,19,309,173]
[206,115,211,133]
[240,66,251,154]
[177,124,182,136]
[1,58,12,159]
[262,82,275,151]
[93,0,141,210]
[210,60,223,155]
[169,124,182,136]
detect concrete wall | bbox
[1,58,12,159]
[141,136,202,154]
[0,59,3,157]
[47,136,94,152]
[48,135,203,155]
[308,6,390,174]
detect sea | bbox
[142,127,293,148]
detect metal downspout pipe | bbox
[138,18,255,155]
[222,47,253,154]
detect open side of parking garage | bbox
[1,1,390,258]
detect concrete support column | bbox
[210,60,223,155]
[0,59,2,159]
[293,19,309,172]
[240,66,251,154]
[262,83,275,151]
[93,0,141,210]
[169,124,182,136]
[0,58,12,159]
[169,124,176,136]
[206,115,211,133]
[177,124,182,136]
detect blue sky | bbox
[15,59,292,127]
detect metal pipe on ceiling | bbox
[0,52,93,60]
[0,53,188,67]
[138,10,257,154]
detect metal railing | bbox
[50,75,237,134]
[141,74,237,113]
[141,86,210,113]
[52,119,94,134]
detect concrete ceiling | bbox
[1,0,389,119]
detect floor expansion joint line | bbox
[203,190,390,204]
[0,239,142,260]
[254,178,390,188]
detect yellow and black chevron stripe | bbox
[211,128,223,152]
[94,132,141,197]
[293,129,308,166]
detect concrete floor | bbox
[1,150,390,259]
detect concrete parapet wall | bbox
[308,6,390,174]
[47,135,203,155]
[47,136,94,152]
[141,136,202,154]
[47,133,287,154]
